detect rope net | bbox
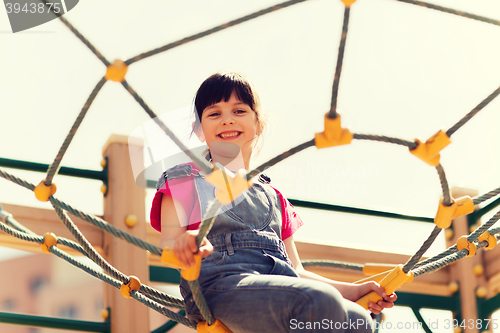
[2,0,500,331]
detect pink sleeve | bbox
[150,176,196,232]
[272,187,304,240]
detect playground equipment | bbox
[2,0,500,332]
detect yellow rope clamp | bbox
[409,130,451,166]
[340,0,357,7]
[314,113,353,149]
[456,236,477,257]
[478,231,497,250]
[204,166,252,205]
[434,196,474,229]
[197,319,232,333]
[41,232,58,254]
[125,214,138,228]
[356,264,413,310]
[120,276,141,299]
[34,181,57,202]
[161,247,202,281]
[105,59,128,82]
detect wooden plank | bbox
[0,203,104,254]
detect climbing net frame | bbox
[2,0,500,331]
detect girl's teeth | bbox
[221,132,239,138]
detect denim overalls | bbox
[160,164,373,333]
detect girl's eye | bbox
[208,112,220,117]
[235,109,246,114]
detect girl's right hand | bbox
[174,229,213,268]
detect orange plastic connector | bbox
[456,236,476,257]
[341,0,357,7]
[356,264,413,310]
[41,232,58,254]
[161,247,202,281]
[204,166,252,205]
[197,319,232,333]
[105,59,128,82]
[362,263,398,276]
[434,196,474,229]
[478,231,497,250]
[34,181,57,202]
[120,276,141,299]
[314,113,353,149]
[409,130,451,166]
[124,214,138,228]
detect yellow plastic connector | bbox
[100,309,109,320]
[409,130,451,166]
[197,319,232,333]
[120,276,141,299]
[456,236,476,257]
[448,281,459,293]
[34,181,57,202]
[341,0,357,7]
[105,59,128,82]
[161,247,202,281]
[473,264,484,276]
[434,196,474,229]
[362,263,398,276]
[125,214,137,228]
[204,166,252,205]
[479,231,497,250]
[356,264,413,310]
[314,113,353,149]
[476,286,488,298]
[42,232,58,254]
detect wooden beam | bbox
[0,203,104,255]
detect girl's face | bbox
[197,92,259,158]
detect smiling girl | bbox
[150,72,396,332]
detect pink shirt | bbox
[150,162,303,240]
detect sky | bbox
[2,0,500,331]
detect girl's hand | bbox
[173,230,213,268]
[353,282,397,314]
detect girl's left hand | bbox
[350,282,397,314]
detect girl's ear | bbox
[192,122,205,142]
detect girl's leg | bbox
[199,274,373,333]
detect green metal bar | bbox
[147,180,435,223]
[478,292,500,318]
[149,266,181,284]
[151,310,186,333]
[411,307,434,333]
[473,196,500,219]
[0,311,110,332]
[0,157,107,182]
[394,292,460,311]
[288,198,434,223]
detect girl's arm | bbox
[160,194,213,268]
[283,235,396,314]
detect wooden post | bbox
[448,187,480,333]
[102,134,149,333]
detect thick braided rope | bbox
[446,85,500,137]
[353,134,417,149]
[39,0,110,66]
[50,197,163,256]
[436,164,452,206]
[329,7,351,119]
[247,139,315,180]
[395,0,500,28]
[0,219,44,244]
[139,284,184,308]
[301,260,364,271]
[125,0,311,66]
[51,203,130,284]
[45,78,107,185]
[188,280,214,326]
[473,186,500,205]
[467,209,500,243]
[120,80,212,174]
[402,226,442,273]
[131,290,197,329]
[413,210,500,270]
[50,246,190,325]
